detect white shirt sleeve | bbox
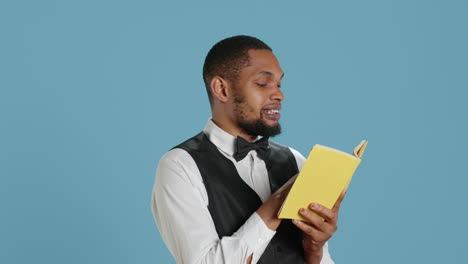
[289,147,335,264]
[151,149,276,264]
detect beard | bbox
[238,117,282,138]
[233,91,282,138]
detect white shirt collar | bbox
[203,119,237,156]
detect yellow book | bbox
[278,140,368,221]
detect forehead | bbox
[242,49,284,79]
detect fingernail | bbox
[299,208,309,215]
[310,203,320,210]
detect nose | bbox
[271,86,284,102]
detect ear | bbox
[210,76,230,103]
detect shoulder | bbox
[159,147,193,167]
[288,147,306,170]
[268,140,306,170]
[268,140,305,160]
[156,148,200,186]
[156,132,206,180]
[172,132,206,152]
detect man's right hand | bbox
[256,174,297,230]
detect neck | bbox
[211,117,257,143]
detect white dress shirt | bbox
[151,119,334,264]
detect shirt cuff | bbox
[233,212,276,252]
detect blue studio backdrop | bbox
[1,0,467,263]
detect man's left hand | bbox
[292,190,346,262]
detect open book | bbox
[278,140,368,221]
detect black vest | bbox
[175,132,304,263]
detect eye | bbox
[256,83,267,87]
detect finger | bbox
[307,204,336,224]
[292,219,322,238]
[332,189,347,212]
[298,207,329,230]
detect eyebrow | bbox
[258,71,285,79]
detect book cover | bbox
[278,140,368,222]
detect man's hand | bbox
[256,175,297,230]
[292,190,346,264]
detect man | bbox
[151,35,344,264]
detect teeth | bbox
[266,109,279,114]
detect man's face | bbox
[229,49,284,138]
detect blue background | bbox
[1,0,467,263]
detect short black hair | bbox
[202,35,272,104]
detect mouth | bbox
[262,106,281,121]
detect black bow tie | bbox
[233,136,270,162]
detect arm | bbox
[256,174,297,230]
[151,149,278,264]
[245,175,299,264]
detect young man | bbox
[151,35,344,264]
